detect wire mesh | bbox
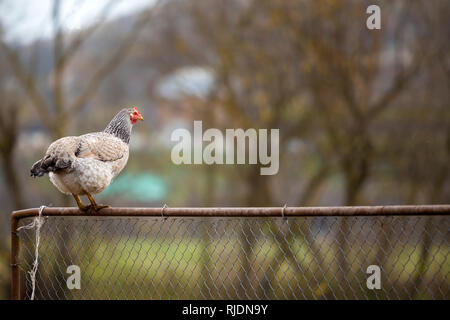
[17,215,449,300]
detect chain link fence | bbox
[13,209,449,300]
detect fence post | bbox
[11,214,20,300]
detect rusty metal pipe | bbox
[11,205,450,220]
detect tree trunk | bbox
[1,153,25,210]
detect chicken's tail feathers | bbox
[30,156,72,177]
[30,159,45,177]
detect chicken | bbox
[30,107,143,211]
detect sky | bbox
[0,0,156,44]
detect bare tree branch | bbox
[53,0,65,116]
[68,7,157,114]
[57,0,118,69]
[0,40,52,128]
[368,60,421,119]
[1,0,163,135]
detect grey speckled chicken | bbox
[30,107,143,211]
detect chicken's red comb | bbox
[133,107,140,113]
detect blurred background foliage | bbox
[0,0,449,299]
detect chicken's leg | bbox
[86,193,110,211]
[72,194,90,211]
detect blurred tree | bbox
[181,0,449,298]
[0,0,159,139]
[0,98,25,209]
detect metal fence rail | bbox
[11,206,450,299]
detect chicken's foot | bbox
[72,194,90,212]
[86,193,110,211]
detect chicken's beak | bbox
[138,115,144,121]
